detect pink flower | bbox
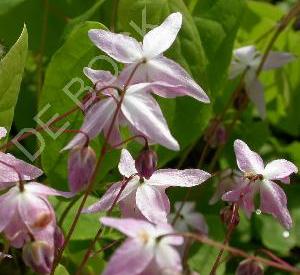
[83,149,211,224]
[168,202,208,235]
[236,259,264,275]
[100,217,184,275]
[88,13,209,103]
[229,45,294,118]
[0,127,7,139]
[0,182,72,248]
[222,139,298,229]
[63,73,181,151]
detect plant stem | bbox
[58,195,82,227]
[75,175,134,274]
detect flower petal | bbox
[245,78,266,119]
[104,239,153,275]
[263,159,298,180]
[263,51,294,70]
[149,169,211,187]
[136,185,170,224]
[63,97,116,150]
[25,182,74,198]
[82,179,138,213]
[88,29,143,63]
[260,180,292,229]
[185,213,208,234]
[118,149,137,178]
[146,56,210,103]
[0,127,7,139]
[155,243,182,273]
[143,12,182,59]
[0,188,18,231]
[83,67,117,89]
[100,217,155,238]
[0,152,43,183]
[121,89,179,151]
[234,139,264,174]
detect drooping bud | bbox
[236,259,264,275]
[68,146,96,193]
[22,241,54,275]
[54,226,64,252]
[204,119,228,148]
[220,205,240,227]
[135,148,157,179]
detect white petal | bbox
[263,159,298,180]
[143,13,182,59]
[155,243,182,273]
[234,139,264,174]
[136,185,170,224]
[118,149,138,177]
[263,51,294,70]
[245,78,266,119]
[89,29,143,63]
[149,169,211,187]
[121,90,179,151]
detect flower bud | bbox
[54,226,64,251]
[135,148,157,179]
[204,120,228,148]
[236,259,264,275]
[220,205,240,227]
[22,241,54,275]
[68,146,96,193]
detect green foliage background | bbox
[0,0,299,274]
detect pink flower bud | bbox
[68,146,96,193]
[204,120,227,148]
[220,205,240,227]
[22,241,54,275]
[135,149,157,179]
[54,226,64,252]
[236,259,264,275]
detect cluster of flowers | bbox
[0,11,298,275]
[0,127,72,273]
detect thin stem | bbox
[50,63,141,274]
[58,195,82,227]
[209,203,239,275]
[91,239,121,258]
[110,0,119,32]
[175,232,300,274]
[75,175,135,274]
[108,134,148,151]
[256,248,294,268]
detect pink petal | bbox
[234,139,264,174]
[121,89,179,151]
[260,180,292,229]
[119,191,144,220]
[118,149,137,178]
[0,127,7,139]
[155,243,182,273]
[263,159,298,180]
[136,185,170,224]
[0,188,18,231]
[100,217,155,238]
[0,152,43,183]
[146,56,210,103]
[25,182,74,198]
[245,78,266,119]
[88,29,143,64]
[83,67,116,88]
[103,116,122,146]
[82,179,138,213]
[142,12,182,59]
[149,169,211,187]
[103,239,153,275]
[185,213,208,234]
[263,51,294,70]
[63,97,116,150]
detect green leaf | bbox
[39,21,118,189]
[0,25,28,144]
[54,264,70,275]
[118,0,212,164]
[0,0,26,16]
[192,0,246,97]
[256,215,296,256]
